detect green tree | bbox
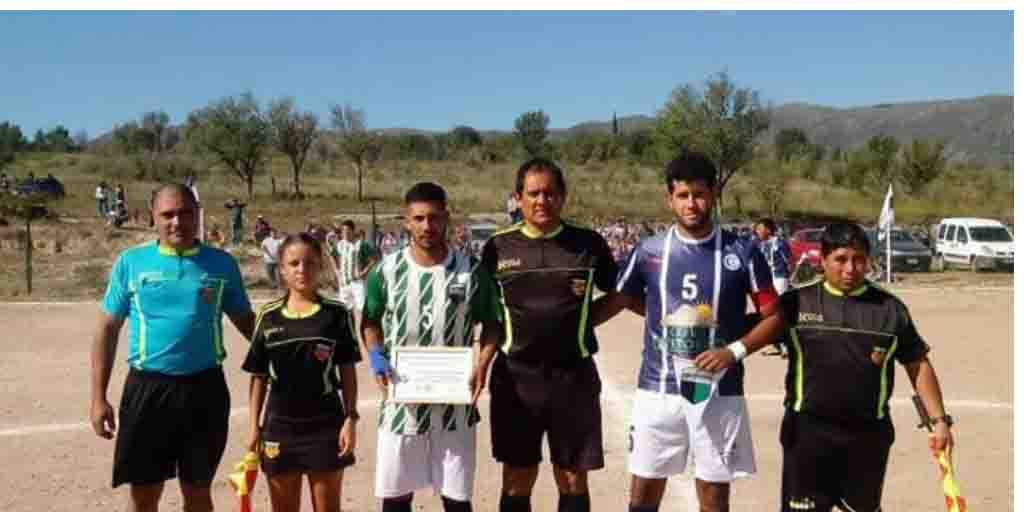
[185,92,272,198]
[269,97,319,195]
[774,127,809,162]
[113,121,148,154]
[141,111,171,153]
[514,110,550,157]
[330,103,379,202]
[899,139,947,194]
[0,121,27,169]
[45,125,75,152]
[450,125,483,149]
[653,71,771,205]
[864,134,901,190]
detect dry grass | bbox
[0,151,1013,300]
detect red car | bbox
[789,228,825,270]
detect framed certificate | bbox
[390,346,474,404]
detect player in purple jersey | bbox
[607,151,785,512]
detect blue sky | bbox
[0,11,1013,139]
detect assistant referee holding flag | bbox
[776,221,953,512]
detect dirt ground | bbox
[0,284,1012,511]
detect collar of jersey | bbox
[156,240,201,257]
[281,301,322,319]
[672,225,718,245]
[823,280,868,297]
[402,245,455,271]
[521,223,564,239]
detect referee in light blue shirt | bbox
[90,184,255,512]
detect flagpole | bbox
[886,218,892,284]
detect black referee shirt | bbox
[778,279,930,423]
[481,221,618,365]
[242,296,361,419]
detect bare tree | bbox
[330,103,379,201]
[185,93,271,198]
[142,111,170,153]
[269,98,319,196]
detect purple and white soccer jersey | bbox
[616,225,778,402]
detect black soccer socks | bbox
[499,494,532,512]
[558,493,591,512]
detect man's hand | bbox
[929,421,954,458]
[470,366,488,406]
[90,398,116,439]
[339,419,356,459]
[694,348,736,372]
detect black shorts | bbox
[260,413,355,476]
[489,354,603,470]
[112,367,230,488]
[780,410,894,512]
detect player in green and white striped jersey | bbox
[362,182,503,512]
[334,219,377,313]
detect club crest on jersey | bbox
[200,287,216,304]
[313,343,332,362]
[263,441,280,459]
[263,326,284,338]
[723,253,742,271]
[497,258,521,272]
[870,346,887,366]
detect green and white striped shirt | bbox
[365,246,502,435]
[336,239,373,286]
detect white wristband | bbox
[727,341,748,361]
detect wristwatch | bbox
[346,410,361,421]
[930,414,954,427]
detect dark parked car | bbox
[866,228,933,272]
[14,176,66,199]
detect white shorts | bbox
[339,281,366,311]
[628,389,756,483]
[773,277,790,295]
[375,428,476,501]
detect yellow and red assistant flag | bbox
[227,451,260,512]
[933,442,968,512]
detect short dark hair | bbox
[151,183,198,209]
[515,157,566,195]
[664,150,717,192]
[341,220,356,230]
[757,218,777,233]
[277,232,324,263]
[821,222,871,257]
[404,182,447,207]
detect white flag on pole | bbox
[878,183,894,231]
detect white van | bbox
[934,217,1014,272]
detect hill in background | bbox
[544,95,1012,165]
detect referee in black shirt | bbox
[776,222,954,512]
[481,158,622,512]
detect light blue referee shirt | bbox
[101,241,252,375]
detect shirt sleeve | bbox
[101,253,132,319]
[470,263,503,325]
[333,307,363,365]
[363,265,387,322]
[615,244,646,299]
[241,320,270,375]
[591,233,619,293]
[221,257,253,316]
[746,243,779,311]
[894,300,931,364]
[480,238,498,275]
[777,288,800,328]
